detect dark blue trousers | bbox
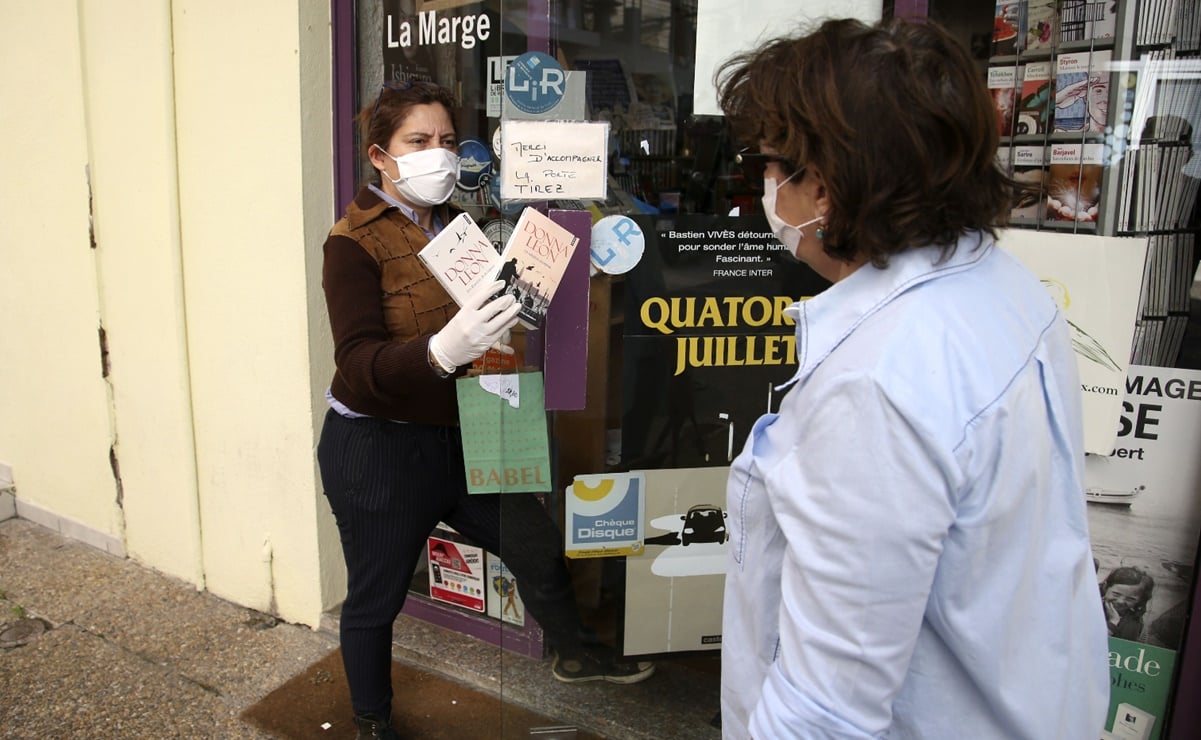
[317,409,582,719]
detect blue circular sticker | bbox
[504,51,565,115]
[457,137,492,191]
[590,216,645,275]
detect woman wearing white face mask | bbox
[715,18,1108,740]
[319,82,652,739]
[733,147,860,282]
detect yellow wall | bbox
[80,1,203,583]
[0,3,123,544]
[0,0,341,626]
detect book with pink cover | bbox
[494,208,581,329]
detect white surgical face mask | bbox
[762,176,823,257]
[376,146,461,206]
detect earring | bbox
[815,226,825,241]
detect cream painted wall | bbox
[171,0,336,624]
[0,1,340,627]
[78,3,203,585]
[0,3,124,539]
[297,1,347,612]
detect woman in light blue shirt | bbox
[714,18,1109,739]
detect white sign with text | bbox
[499,120,609,201]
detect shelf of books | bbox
[989,0,1200,369]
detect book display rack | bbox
[988,0,1200,367]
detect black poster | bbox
[620,215,830,470]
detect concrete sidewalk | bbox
[0,517,338,737]
[0,516,723,739]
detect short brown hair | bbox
[717,18,1013,267]
[356,81,459,160]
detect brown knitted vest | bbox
[329,205,456,342]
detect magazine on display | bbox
[1054,49,1111,133]
[1010,144,1049,224]
[1043,142,1105,226]
[1025,0,1057,52]
[1059,0,1117,43]
[417,211,502,306]
[992,1,1025,56]
[1086,366,1201,740]
[1016,60,1054,135]
[494,208,581,329]
[1058,0,1090,43]
[989,65,1019,136]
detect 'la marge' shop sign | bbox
[499,120,609,201]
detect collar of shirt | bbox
[783,232,995,388]
[368,183,443,237]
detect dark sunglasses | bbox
[367,79,418,131]
[734,147,803,185]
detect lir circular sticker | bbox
[590,215,645,275]
[504,51,565,115]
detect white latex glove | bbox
[429,279,521,372]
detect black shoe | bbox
[354,714,401,739]
[551,647,655,684]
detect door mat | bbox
[240,648,602,739]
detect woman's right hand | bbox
[429,279,521,372]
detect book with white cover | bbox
[417,211,503,306]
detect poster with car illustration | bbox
[623,466,730,655]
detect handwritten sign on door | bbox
[499,120,609,201]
